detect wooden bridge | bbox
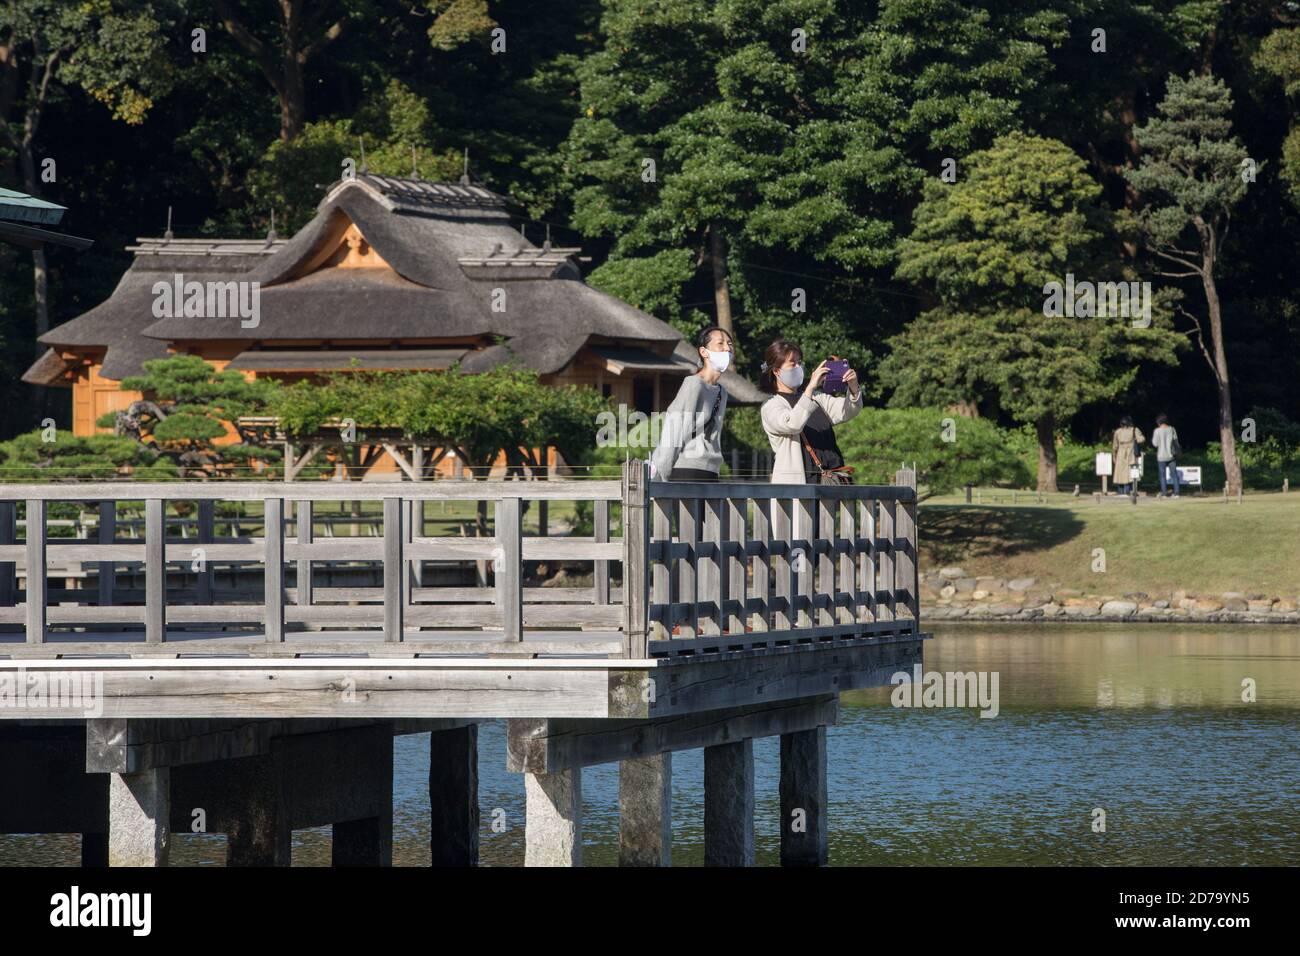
[0,462,925,867]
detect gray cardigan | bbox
[650,375,726,477]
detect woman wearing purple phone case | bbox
[758,339,861,485]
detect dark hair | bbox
[1156,413,1168,426]
[759,338,803,393]
[1119,414,1133,427]
[694,325,732,367]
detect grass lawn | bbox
[919,491,1300,596]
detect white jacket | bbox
[761,390,863,484]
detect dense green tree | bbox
[4,0,1300,470]
[271,364,609,475]
[1254,26,1300,207]
[248,80,464,230]
[564,0,1094,375]
[836,407,1032,497]
[881,133,1183,491]
[1124,73,1250,494]
[213,0,365,142]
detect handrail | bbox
[649,480,916,500]
[0,480,622,501]
[0,464,920,661]
[0,480,623,659]
[625,461,920,658]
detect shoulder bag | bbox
[799,430,854,485]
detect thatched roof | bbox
[28,175,766,403]
[26,240,280,384]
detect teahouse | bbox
[25,174,761,475]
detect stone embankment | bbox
[921,568,1300,624]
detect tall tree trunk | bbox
[1035,413,1058,493]
[279,51,305,142]
[1204,272,1242,495]
[215,0,346,144]
[19,141,48,420]
[708,222,734,337]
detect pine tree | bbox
[1124,73,1251,495]
[107,355,280,479]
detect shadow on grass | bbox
[920,505,1086,566]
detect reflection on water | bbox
[3,625,1297,866]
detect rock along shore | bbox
[920,567,1300,625]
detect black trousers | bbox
[667,468,718,482]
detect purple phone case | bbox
[823,359,850,395]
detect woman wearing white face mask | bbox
[649,326,733,481]
[759,337,861,484]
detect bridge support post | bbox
[333,814,391,867]
[704,739,754,866]
[429,725,479,866]
[108,768,170,867]
[222,753,292,867]
[524,769,582,867]
[618,752,671,866]
[779,726,828,867]
[81,831,109,867]
[330,728,394,867]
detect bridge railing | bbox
[622,462,919,658]
[0,479,625,659]
[0,462,919,660]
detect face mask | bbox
[778,365,804,388]
[705,349,731,373]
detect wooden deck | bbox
[0,462,925,866]
[0,633,919,719]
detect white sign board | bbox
[1095,452,1112,476]
[1177,465,1202,485]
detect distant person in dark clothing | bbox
[1152,413,1181,497]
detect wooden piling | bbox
[223,753,292,867]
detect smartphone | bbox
[823,357,851,395]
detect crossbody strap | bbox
[690,386,722,441]
[799,429,825,471]
[799,415,852,476]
